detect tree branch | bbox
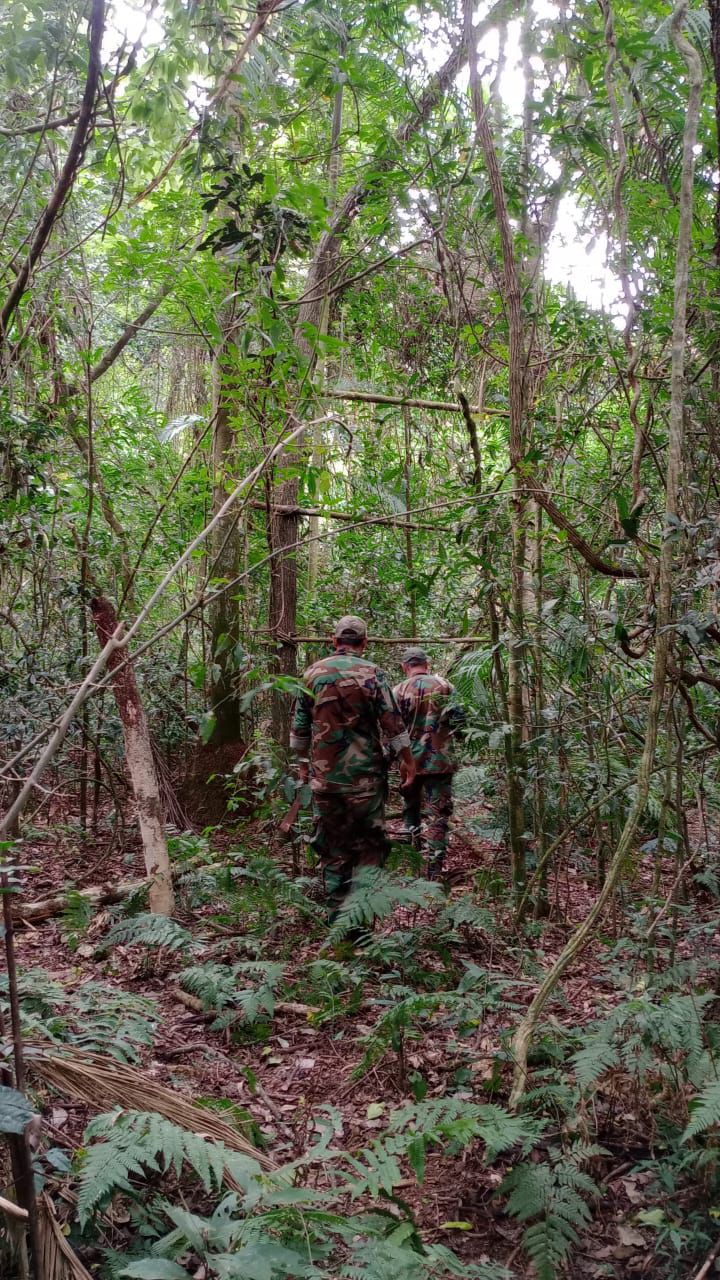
[0,0,105,343]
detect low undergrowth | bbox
[3,842,720,1279]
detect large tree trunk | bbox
[90,596,175,915]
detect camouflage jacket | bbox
[290,649,411,795]
[392,672,464,775]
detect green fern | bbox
[104,913,194,953]
[682,1082,720,1143]
[180,960,286,1026]
[387,1097,542,1181]
[438,895,495,933]
[328,868,444,942]
[451,765,490,801]
[503,1147,601,1280]
[573,989,715,1093]
[61,888,95,947]
[572,1037,619,1089]
[77,1110,229,1227]
[70,983,158,1062]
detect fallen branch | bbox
[13,877,145,924]
[0,1194,28,1221]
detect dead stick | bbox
[693,1238,720,1280]
[0,1195,29,1221]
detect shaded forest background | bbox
[2,0,720,1277]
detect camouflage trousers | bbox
[311,788,387,916]
[402,774,453,876]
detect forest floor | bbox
[10,790,714,1280]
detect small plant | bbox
[327,867,444,944]
[61,887,95,950]
[179,960,286,1028]
[103,913,194,954]
[502,1145,603,1280]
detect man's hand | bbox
[398,747,416,790]
[297,760,309,785]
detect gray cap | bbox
[334,615,368,641]
[401,646,428,666]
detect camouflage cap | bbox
[401,646,428,666]
[333,615,368,641]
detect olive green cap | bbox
[401,646,428,666]
[333,615,368,641]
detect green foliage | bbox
[180,961,286,1027]
[503,1147,602,1280]
[103,913,194,954]
[222,852,323,931]
[70,984,159,1063]
[328,868,444,943]
[682,1081,720,1143]
[572,989,716,1092]
[0,968,158,1061]
[61,887,95,948]
[77,1111,231,1227]
[0,1084,34,1134]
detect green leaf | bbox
[0,1086,33,1134]
[199,711,217,745]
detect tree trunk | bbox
[208,343,245,745]
[90,596,174,915]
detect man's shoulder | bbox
[303,653,381,685]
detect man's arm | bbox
[376,672,415,787]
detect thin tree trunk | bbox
[465,0,528,899]
[308,50,345,594]
[402,405,417,636]
[265,26,487,743]
[509,1,702,1108]
[207,343,244,745]
[90,596,175,915]
[0,0,105,346]
[708,0,720,263]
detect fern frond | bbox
[503,1148,600,1280]
[104,913,193,953]
[438,895,494,933]
[328,868,443,942]
[572,1037,618,1089]
[179,960,286,1025]
[683,1081,720,1143]
[78,1111,228,1227]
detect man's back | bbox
[291,652,408,794]
[393,672,459,775]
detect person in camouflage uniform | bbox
[290,616,415,916]
[393,647,465,879]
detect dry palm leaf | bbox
[29,1045,277,1179]
[38,1192,94,1280]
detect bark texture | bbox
[90,597,175,915]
